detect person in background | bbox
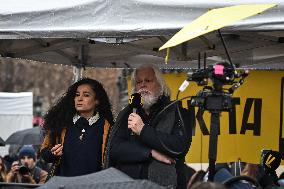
[191,182,226,189]
[3,145,20,172]
[277,172,284,187]
[190,182,226,189]
[240,163,259,180]
[109,64,192,188]
[6,145,47,184]
[0,156,7,182]
[35,156,51,174]
[187,170,206,189]
[40,78,113,178]
[241,163,280,189]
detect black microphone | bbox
[128,93,143,136]
[129,93,143,113]
[261,150,282,173]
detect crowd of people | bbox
[0,64,283,189]
[1,145,47,184]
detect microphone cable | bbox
[153,95,192,156]
[103,106,131,169]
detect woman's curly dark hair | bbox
[43,78,114,140]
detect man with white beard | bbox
[109,64,192,189]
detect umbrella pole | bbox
[217,29,235,71]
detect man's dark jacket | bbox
[109,95,193,188]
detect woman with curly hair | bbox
[40,78,113,178]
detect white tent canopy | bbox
[0,92,33,115]
[1,0,284,38]
[1,0,284,69]
[0,92,33,156]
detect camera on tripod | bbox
[191,90,232,111]
[188,62,235,86]
[186,61,248,181]
[188,62,247,111]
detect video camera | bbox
[190,89,233,111]
[188,62,248,112]
[182,61,248,181]
[187,62,235,86]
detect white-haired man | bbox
[110,64,192,189]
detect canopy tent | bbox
[0,92,33,156]
[0,0,284,69]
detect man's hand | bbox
[151,149,176,164]
[21,173,35,183]
[21,172,32,178]
[10,161,20,174]
[128,113,145,135]
[51,144,63,156]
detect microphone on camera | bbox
[179,69,210,92]
[129,93,143,113]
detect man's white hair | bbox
[131,64,171,97]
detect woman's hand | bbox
[51,144,63,156]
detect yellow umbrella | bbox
[159,4,276,51]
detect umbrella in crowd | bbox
[0,137,5,146]
[5,126,43,145]
[38,168,165,189]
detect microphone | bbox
[261,150,282,173]
[178,69,209,92]
[129,93,143,113]
[128,93,143,136]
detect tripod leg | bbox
[208,112,220,181]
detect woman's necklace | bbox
[73,112,100,141]
[79,128,86,141]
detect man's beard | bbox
[138,89,160,111]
